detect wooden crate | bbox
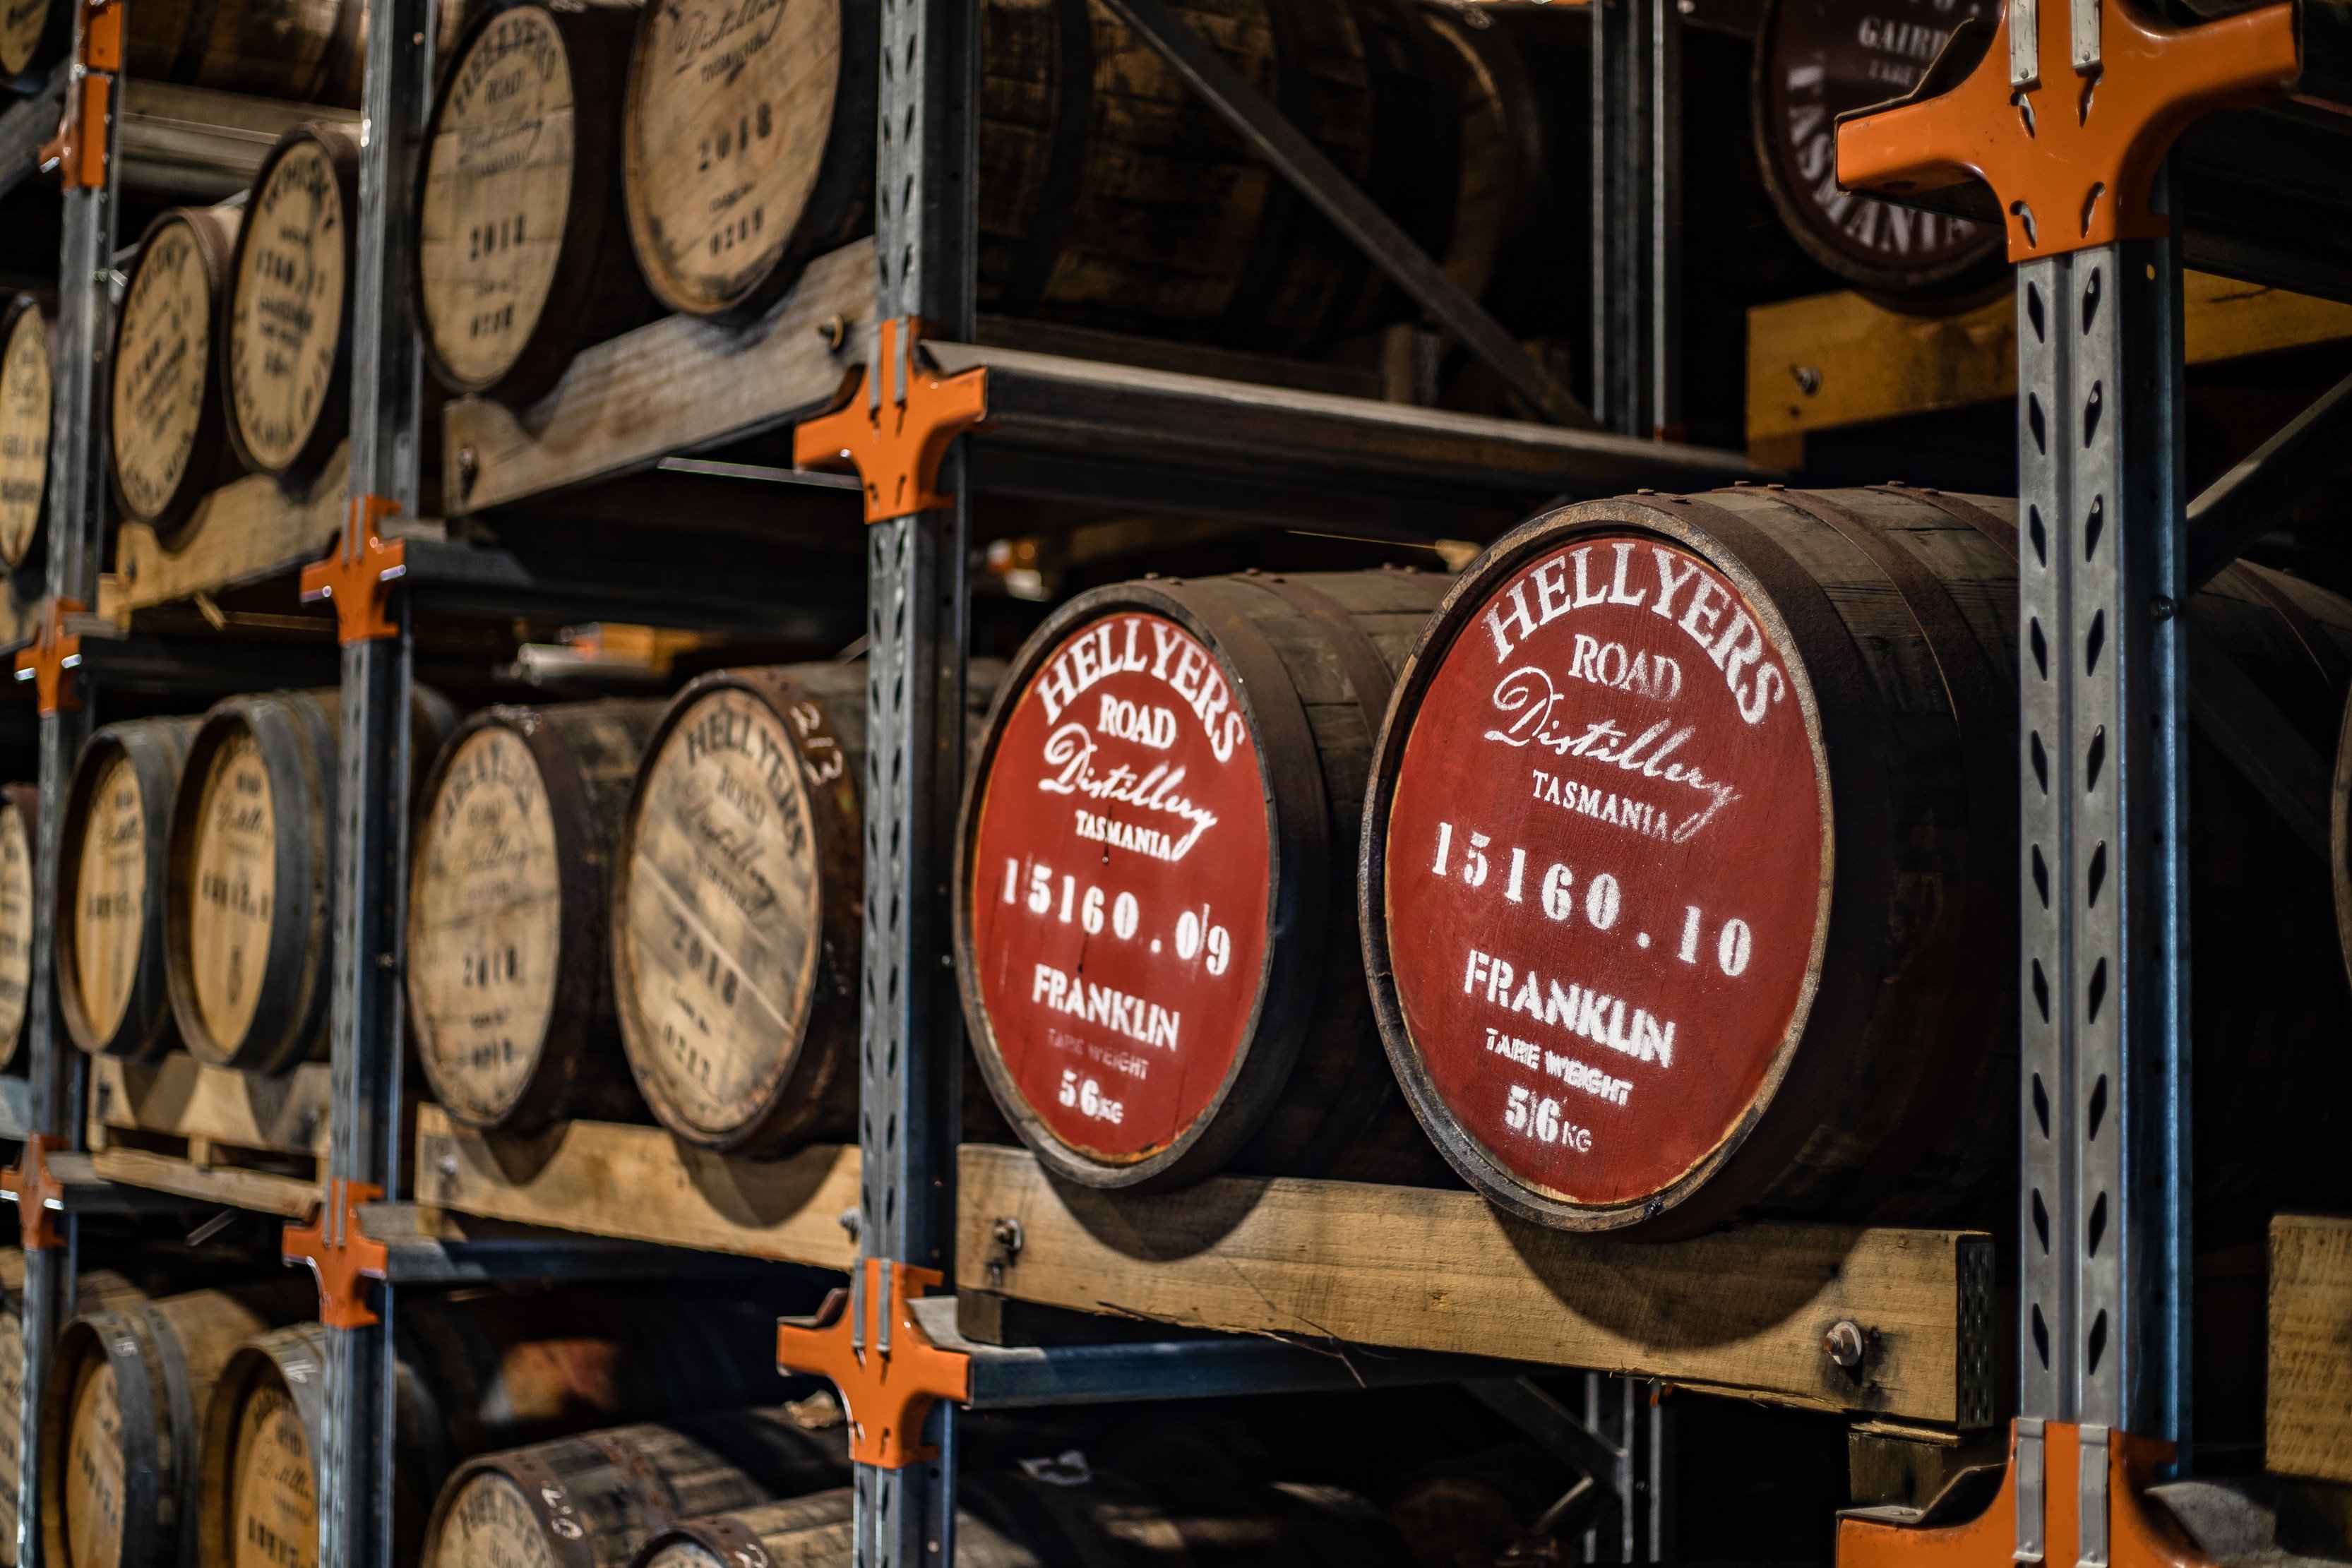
[97,441,350,620]
[2270,1212,2352,1483]
[957,1144,1996,1428]
[413,1103,858,1268]
[86,1051,328,1217]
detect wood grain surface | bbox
[430,1473,552,1568]
[0,794,34,1059]
[102,442,347,618]
[72,752,149,1048]
[88,1053,332,1156]
[227,136,350,474]
[2269,1211,2352,1483]
[63,1359,123,1568]
[111,208,241,528]
[0,297,51,570]
[228,1383,316,1568]
[185,729,277,1056]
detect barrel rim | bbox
[108,205,240,539]
[0,783,37,1067]
[0,291,55,577]
[56,720,191,1062]
[609,666,863,1154]
[419,1449,602,1568]
[1359,494,1856,1234]
[413,0,632,402]
[40,1308,169,1568]
[221,122,362,480]
[165,690,338,1073]
[952,577,1332,1192]
[198,1323,329,1568]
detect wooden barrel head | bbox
[621,0,844,316]
[71,751,151,1050]
[1752,0,2002,295]
[616,685,828,1144]
[112,208,239,530]
[0,1306,21,1557]
[428,1471,560,1568]
[62,1358,124,1568]
[0,0,64,86]
[409,725,563,1125]
[963,610,1277,1172]
[1373,530,1830,1226]
[225,129,355,477]
[184,728,279,1057]
[228,1382,316,1568]
[0,295,52,570]
[419,5,581,394]
[0,792,34,1061]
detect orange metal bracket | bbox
[1834,0,2298,260]
[14,598,85,716]
[282,1177,390,1329]
[776,1258,972,1468]
[1840,1420,2208,1568]
[793,317,989,525]
[39,0,121,190]
[1,1133,69,1252]
[301,495,407,645]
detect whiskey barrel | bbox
[37,1280,314,1568]
[1363,485,2352,1239]
[956,569,1452,1190]
[0,292,52,574]
[110,206,246,535]
[0,0,68,91]
[0,1265,150,1568]
[421,1411,849,1568]
[224,124,361,481]
[618,0,1495,345]
[1750,0,2005,298]
[635,1471,1410,1568]
[201,1290,799,1568]
[165,686,455,1073]
[1,0,364,102]
[409,698,666,1131]
[0,784,35,1069]
[59,718,203,1063]
[609,664,867,1156]
[417,0,653,402]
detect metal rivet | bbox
[991,1216,1025,1257]
[1825,1319,1866,1371]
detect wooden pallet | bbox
[1747,273,2352,467]
[2269,1211,2352,1483]
[414,1104,859,1268]
[86,1052,328,1218]
[957,1144,1996,1428]
[97,442,350,621]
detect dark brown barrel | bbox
[421,1411,849,1568]
[637,1471,1411,1568]
[110,206,246,536]
[165,686,456,1073]
[1750,0,2004,298]
[37,1281,314,1568]
[1363,485,2352,1240]
[224,124,361,481]
[956,569,1452,1191]
[417,0,653,402]
[59,718,204,1063]
[609,664,867,1156]
[618,0,1500,346]
[201,1290,800,1568]
[0,1265,151,1567]
[409,698,667,1130]
[0,292,53,575]
[0,784,35,1069]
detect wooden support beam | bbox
[413,1104,859,1269]
[956,1145,1996,1426]
[2269,1212,2352,1483]
[100,441,349,619]
[88,1052,331,1156]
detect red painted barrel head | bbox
[1383,532,1830,1214]
[967,610,1273,1166]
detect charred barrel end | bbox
[58,719,203,1063]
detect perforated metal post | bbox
[317,0,433,1558]
[857,0,977,1555]
[1590,0,1680,438]
[2013,220,2190,1550]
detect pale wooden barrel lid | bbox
[0,796,34,1054]
[61,1358,123,1568]
[226,131,353,476]
[429,1469,562,1568]
[71,750,150,1048]
[229,1380,316,1568]
[184,726,279,1057]
[0,298,51,570]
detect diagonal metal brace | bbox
[1464,1377,1627,1506]
[2183,367,2352,593]
[1093,0,1595,431]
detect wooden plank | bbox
[1746,273,2352,462]
[413,1103,859,1269]
[444,241,876,515]
[86,1147,318,1219]
[88,1052,331,1157]
[957,1144,1995,1425]
[2269,1212,2352,1483]
[99,441,347,618]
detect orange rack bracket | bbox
[794,316,989,525]
[776,1257,972,1468]
[1834,0,2298,259]
[1840,1420,2209,1568]
[38,0,121,190]
[301,494,407,645]
[282,1177,390,1329]
[1,1133,70,1252]
[15,597,85,715]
